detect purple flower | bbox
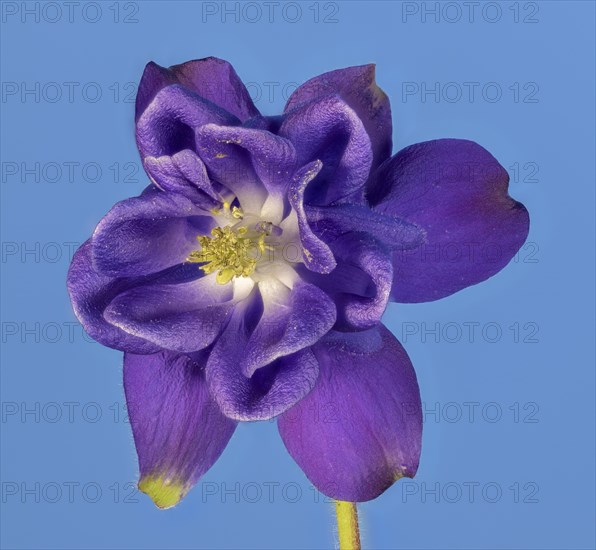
[67,57,529,509]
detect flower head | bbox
[67,57,529,508]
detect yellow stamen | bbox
[187,225,265,284]
[231,206,244,219]
[210,201,244,219]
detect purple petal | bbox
[143,150,222,207]
[285,65,392,173]
[209,346,319,422]
[140,183,161,197]
[135,61,174,121]
[198,124,296,191]
[241,280,336,376]
[136,58,259,122]
[369,139,530,303]
[243,114,284,133]
[278,324,422,502]
[92,191,214,278]
[124,350,236,509]
[136,84,236,159]
[206,291,324,421]
[289,161,336,273]
[104,274,238,353]
[300,233,393,330]
[67,241,160,354]
[306,203,424,251]
[280,95,373,205]
[195,124,296,215]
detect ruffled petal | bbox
[241,280,336,376]
[369,139,530,302]
[285,64,392,173]
[66,240,160,354]
[124,350,236,509]
[104,274,251,353]
[195,124,296,216]
[136,84,236,159]
[143,149,222,207]
[288,161,336,273]
[299,233,393,330]
[208,344,319,422]
[136,58,259,122]
[279,95,373,205]
[206,286,327,421]
[198,124,296,191]
[92,191,214,278]
[243,114,284,133]
[278,325,422,502]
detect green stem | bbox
[335,500,361,550]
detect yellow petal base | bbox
[138,475,186,510]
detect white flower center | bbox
[187,198,300,289]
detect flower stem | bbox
[335,500,361,550]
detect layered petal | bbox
[197,124,296,191]
[285,64,392,173]
[143,149,222,207]
[369,139,530,302]
[66,240,160,354]
[301,232,393,330]
[206,282,334,420]
[104,274,251,353]
[208,343,319,422]
[136,57,259,122]
[280,95,373,205]
[288,161,336,274]
[241,280,336,376]
[195,124,296,216]
[278,325,422,502]
[92,191,214,278]
[136,84,236,160]
[124,350,236,509]
[305,203,424,252]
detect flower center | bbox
[188,224,269,285]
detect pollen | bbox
[188,225,266,285]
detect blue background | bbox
[1,1,595,548]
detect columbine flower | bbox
[67,57,529,509]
